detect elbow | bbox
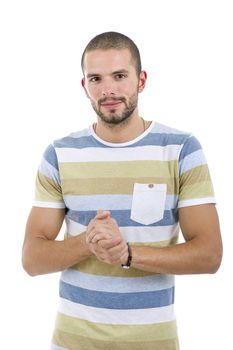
[22,257,36,277]
[208,248,223,274]
[22,249,39,277]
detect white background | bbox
[0,0,232,349]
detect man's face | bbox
[82,49,145,125]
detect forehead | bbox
[83,49,135,75]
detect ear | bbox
[81,78,90,98]
[138,70,147,93]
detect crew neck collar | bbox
[90,120,156,147]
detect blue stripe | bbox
[43,144,59,170]
[54,133,189,149]
[61,269,175,293]
[55,135,96,149]
[66,209,178,227]
[179,136,202,161]
[59,280,174,309]
[63,194,178,211]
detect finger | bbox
[91,233,112,243]
[86,226,112,243]
[87,218,95,231]
[86,229,99,243]
[98,236,122,249]
[95,209,111,220]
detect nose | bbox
[101,78,116,97]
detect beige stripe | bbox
[54,313,178,342]
[71,255,156,277]
[35,172,63,202]
[61,177,178,196]
[71,237,178,277]
[179,181,214,201]
[132,235,179,247]
[180,164,211,186]
[179,165,214,200]
[53,328,179,350]
[59,160,179,179]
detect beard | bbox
[90,93,138,126]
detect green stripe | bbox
[59,160,179,179]
[53,328,179,350]
[54,313,178,342]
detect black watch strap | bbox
[121,243,132,269]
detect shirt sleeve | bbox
[33,144,66,208]
[178,135,216,208]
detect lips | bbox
[101,101,122,107]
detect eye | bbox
[115,73,127,80]
[89,76,101,83]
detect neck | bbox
[93,116,151,143]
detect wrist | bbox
[121,242,132,269]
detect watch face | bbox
[122,265,130,269]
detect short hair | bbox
[81,31,142,76]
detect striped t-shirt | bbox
[34,121,215,350]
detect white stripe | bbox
[179,149,207,175]
[66,218,86,235]
[178,197,216,208]
[120,225,179,243]
[56,145,181,163]
[58,298,175,325]
[39,158,60,182]
[33,200,66,208]
[66,217,179,243]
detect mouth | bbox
[100,100,124,111]
[99,97,125,108]
[101,101,122,108]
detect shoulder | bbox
[41,126,91,167]
[53,126,92,148]
[152,122,191,138]
[150,122,193,146]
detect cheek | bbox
[86,86,101,100]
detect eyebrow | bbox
[86,69,129,79]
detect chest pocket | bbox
[130,183,167,225]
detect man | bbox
[22,32,222,350]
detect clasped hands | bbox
[86,209,129,266]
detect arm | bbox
[131,204,223,274]
[22,207,92,276]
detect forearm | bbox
[131,239,222,275]
[22,232,92,276]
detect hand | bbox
[86,209,128,265]
[86,209,112,244]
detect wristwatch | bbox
[121,243,132,269]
